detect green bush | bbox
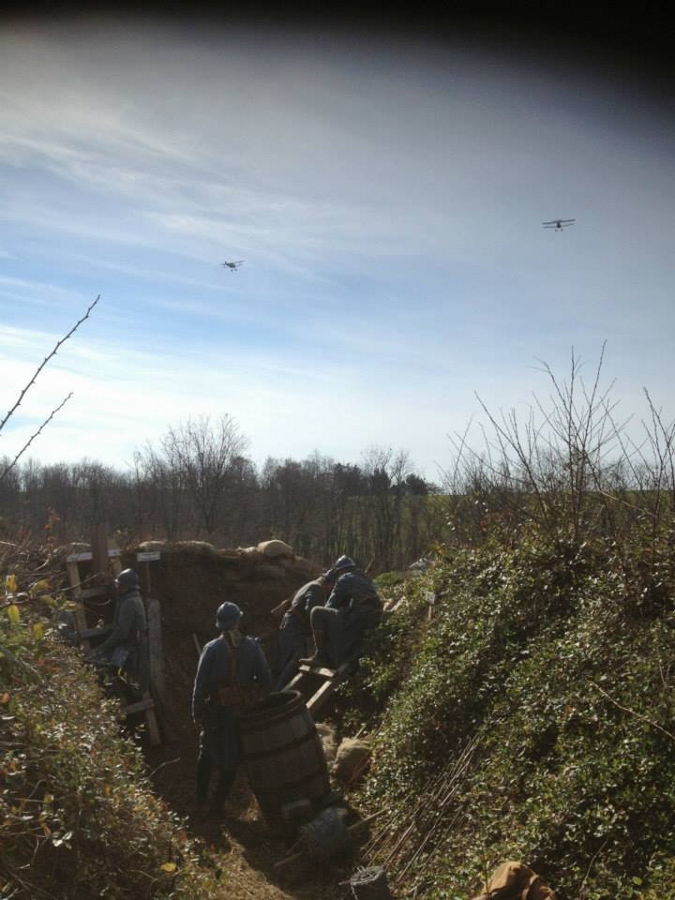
[0,573,225,900]
[355,531,675,899]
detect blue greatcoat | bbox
[95,586,148,692]
[192,633,271,771]
[312,570,383,667]
[275,577,327,689]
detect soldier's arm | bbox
[96,599,135,655]
[326,578,350,610]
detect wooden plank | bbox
[307,679,337,714]
[146,711,161,745]
[66,549,120,563]
[66,561,82,597]
[67,556,89,643]
[284,671,306,692]
[150,684,176,743]
[298,664,337,679]
[124,696,156,715]
[146,598,165,704]
[66,551,93,563]
[125,693,162,746]
[90,524,109,575]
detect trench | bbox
[106,543,355,892]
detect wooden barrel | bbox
[239,690,331,821]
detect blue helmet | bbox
[333,555,356,572]
[116,568,139,589]
[216,601,242,631]
[326,555,357,580]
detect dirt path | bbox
[145,728,355,900]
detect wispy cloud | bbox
[0,18,674,478]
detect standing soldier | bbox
[192,601,271,815]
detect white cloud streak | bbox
[0,17,674,477]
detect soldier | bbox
[88,568,149,697]
[300,556,383,670]
[274,570,338,690]
[192,601,271,814]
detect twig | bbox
[1,393,73,483]
[148,757,181,778]
[592,681,675,744]
[0,294,100,483]
[576,839,608,899]
[0,295,99,433]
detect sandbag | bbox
[257,539,295,559]
[332,737,372,788]
[471,860,556,900]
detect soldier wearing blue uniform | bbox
[300,556,383,670]
[88,568,149,697]
[274,572,339,690]
[192,601,271,814]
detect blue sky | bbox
[1,15,674,482]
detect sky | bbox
[1,9,674,483]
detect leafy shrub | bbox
[355,531,675,899]
[0,565,227,900]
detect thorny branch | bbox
[0,295,100,483]
[1,394,73,483]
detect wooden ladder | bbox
[283,661,353,716]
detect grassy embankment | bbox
[349,518,675,899]
[0,552,234,900]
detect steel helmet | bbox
[215,601,242,631]
[332,555,356,572]
[115,568,139,589]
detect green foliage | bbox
[373,570,406,590]
[355,529,675,899]
[0,566,227,900]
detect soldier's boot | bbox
[299,627,333,668]
[212,770,237,813]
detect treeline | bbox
[0,415,448,572]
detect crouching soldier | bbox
[87,568,149,699]
[274,570,338,690]
[300,556,382,671]
[192,601,271,815]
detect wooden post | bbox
[90,524,109,575]
[146,598,165,705]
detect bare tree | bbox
[441,346,642,545]
[362,447,413,569]
[158,414,250,538]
